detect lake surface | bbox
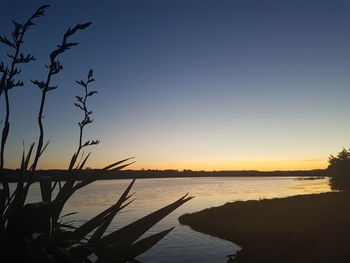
[25,176,331,263]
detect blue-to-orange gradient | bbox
[1,0,350,171]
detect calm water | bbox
[25,176,331,263]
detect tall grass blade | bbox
[98,228,174,263]
[72,161,135,192]
[12,141,35,210]
[59,212,78,218]
[98,194,193,248]
[71,180,135,241]
[20,142,25,170]
[68,152,78,171]
[24,142,35,170]
[40,176,52,202]
[125,227,174,259]
[0,189,5,227]
[102,157,135,170]
[78,152,91,170]
[39,140,50,157]
[56,158,134,205]
[109,161,136,171]
[29,140,49,171]
[89,179,135,242]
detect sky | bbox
[1,0,350,171]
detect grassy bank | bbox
[179,192,350,262]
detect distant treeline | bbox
[0,168,327,182]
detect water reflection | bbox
[24,177,331,263]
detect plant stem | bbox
[31,89,47,171]
[0,29,26,202]
[69,83,88,170]
[0,30,24,171]
[0,90,10,171]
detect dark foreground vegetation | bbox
[180,192,350,262]
[0,5,192,263]
[328,147,350,191]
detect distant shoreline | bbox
[0,168,327,182]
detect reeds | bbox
[0,5,193,262]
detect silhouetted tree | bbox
[327,148,350,191]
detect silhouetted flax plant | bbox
[29,20,91,202]
[0,5,49,201]
[0,5,193,263]
[71,69,100,170]
[30,22,91,173]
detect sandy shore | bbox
[179,192,350,262]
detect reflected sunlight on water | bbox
[25,176,331,263]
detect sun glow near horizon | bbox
[118,157,329,171]
[2,1,350,173]
[10,155,328,171]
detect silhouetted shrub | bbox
[327,148,350,191]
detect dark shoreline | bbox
[179,191,350,262]
[0,168,327,182]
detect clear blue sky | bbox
[1,0,350,170]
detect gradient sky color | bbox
[1,0,350,171]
